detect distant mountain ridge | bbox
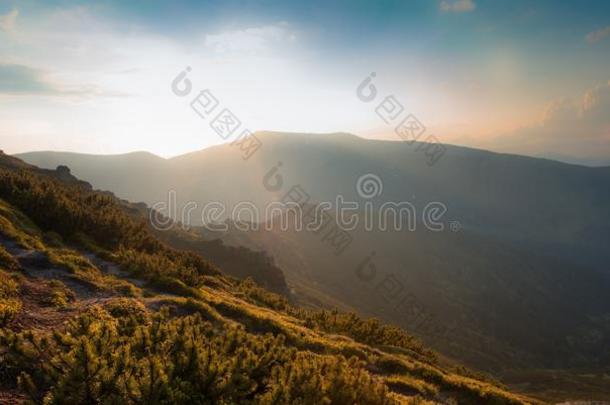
[17,131,610,271]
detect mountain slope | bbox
[211,218,610,374]
[0,152,536,404]
[13,133,610,400]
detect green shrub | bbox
[43,280,74,308]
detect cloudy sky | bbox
[1,0,609,164]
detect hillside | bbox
[15,132,610,400]
[0,152,540,404]
[210,218,610,400]
[0,152,289,295]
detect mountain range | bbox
[15,131,610,401]
[0,149,547,404]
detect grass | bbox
[43,280,74,308]
[0,245,18,271]
[0,269,22,326]
[0,195,540,404]
[0,199,44,250]
[45,248,142,297]
[383,374,440,396]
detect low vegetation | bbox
[0,269,21,326]
[0,160,537,403]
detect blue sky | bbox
[1,0,609,164]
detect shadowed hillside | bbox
[18,132,610,271]
[15,133,610,401]
[0,152,541,404]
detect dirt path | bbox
[1,237,120,331]
[1,235,182,333]
[82,252,147,288]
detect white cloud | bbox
[0,9,18,32]
[486,81,610,164]
[0,63,128,98]
[0,7,361,157]
[586,26,610,43]
[540,81,610,133]
[440,0,475,13]
[204,23,296,54]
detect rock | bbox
[56,165,71,175]
[18,250,52,269]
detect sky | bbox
[1,0,609,165]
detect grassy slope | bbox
[0,200,535,404]
[0,159,537,404]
